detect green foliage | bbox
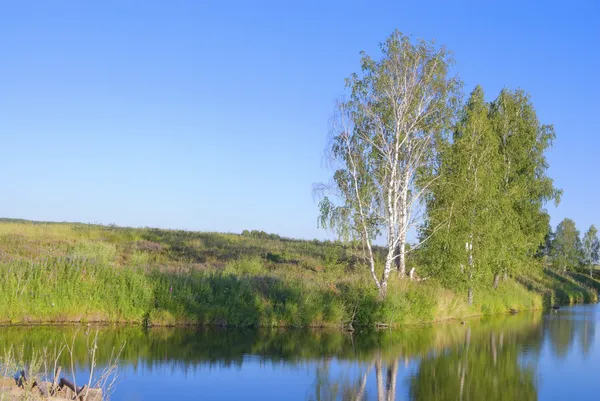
[582,225,600,276]
[421,85,561,300]
[489,89,560,277]
[317,30,461,295]
[550,218,583,272]
[422,86,503,293]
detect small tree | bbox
[550,218,582,272]
[317,31,460,298]
[582,225,600,278]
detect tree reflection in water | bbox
[0,308,595,401]
[409,325,539,401]
[305,308,598,401]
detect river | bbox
[0,304,597,400]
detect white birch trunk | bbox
[396,167,411,276]
[355,372,368,401]
[466,239,474,305]
[380,252,395,298]
[386,359,398,401]
[376,359,385,401]
[398,237,406,276]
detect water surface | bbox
[0,305,598,400]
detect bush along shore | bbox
[0,220,597,328]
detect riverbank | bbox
[0,219,597,327]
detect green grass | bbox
[567,272,600,294]
[517,269,599,306]
[0,258,154,323]
[0,219,594,327]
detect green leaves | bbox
[318,31,461,294]
[319,31,560,300]
[551,218,583,272]
[490,89,560,269]
[582,225,600,273]
[422,86,502,289]
[421,85,560,295]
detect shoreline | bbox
[0,302,586,330]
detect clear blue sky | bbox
[1,1,598,239]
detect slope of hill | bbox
[0,219,594,327]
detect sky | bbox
[1,0,598,240]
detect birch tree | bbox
[490,89,561,284]
[421,87,503,304]
[550,218,582,272]
[582,225,599,278]
[421,87,561,300]
[317,31,460,298]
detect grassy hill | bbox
[0,219,596,327]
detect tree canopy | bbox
[318,30,562,302]
[582,225,599,277]
[420,86,560,301]
[550,218,582,272]
[318,30,460,298]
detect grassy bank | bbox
[0,219,596,327]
